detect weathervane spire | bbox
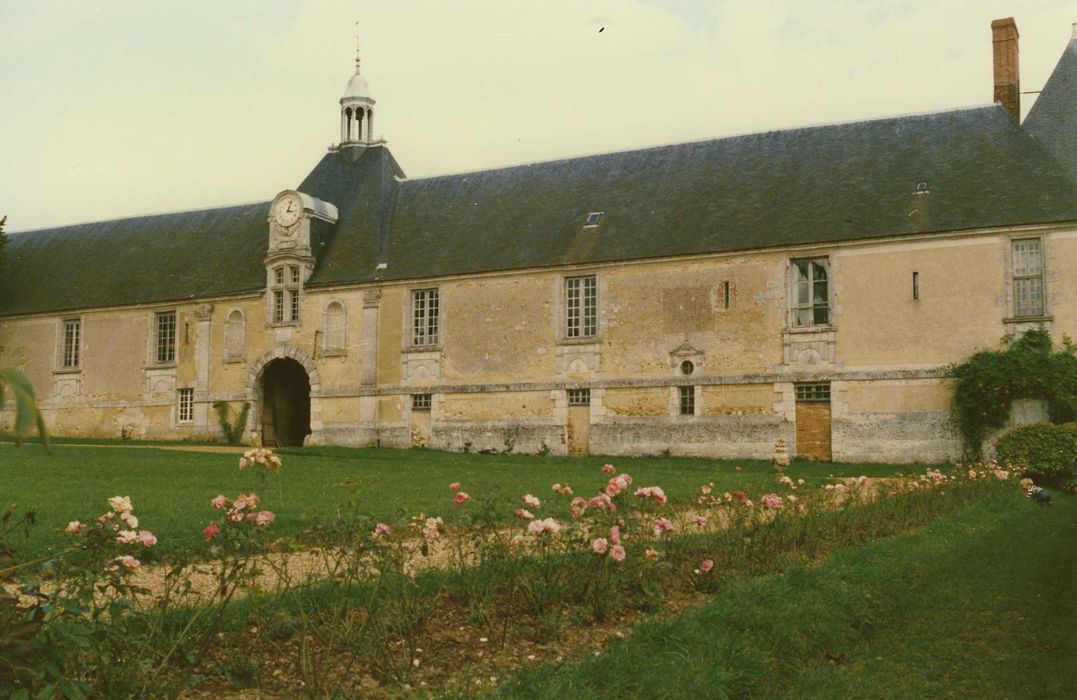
[354,21,361,74]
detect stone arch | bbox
[245,346,322,446]
[246,345,321,396]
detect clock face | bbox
[275,194,301,228]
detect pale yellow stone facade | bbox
[3,226,1074,461]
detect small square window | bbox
[914,181,929,195]
[412,394,432,410]
[584,211,603,227]
[177,388,194,423]
[568,388,590,406]
[795,383,831,402]
[679,386,695,415]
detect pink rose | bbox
[449,482,462,493]
[591,537,608,554]
[120,512,139,529]
[602,464,616,474]
[652,517,675,537]
[692,515,708,526]
[118,555,140,569]
[65,521,85,534]
[515,508,534,520]
[523,494,541,508]
[203,522,220,540]
[137,530,157,547]
[239,457,250,469]
[454,492,470,504]
[700,559,714,573]
[372,522,391,538]
[255,511,275,526]
[211,495,228,509]
[609,525,621,545]
[609,544,626,562]
[117,530,139,544]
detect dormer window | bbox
[584,211,603,227]
[913,181,929,195]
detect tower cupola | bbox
[340,30,377,145]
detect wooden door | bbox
[795,384,832,460]
[567,405,590,456]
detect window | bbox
[155,311,176,364]
[795,383,831,402]
[567,388,590,406]
[177,388,194,423]
[270,265,301,324]
[411,288,440,346]
[720,281,731,310]
[912,271,920,301]
[224,310,245,361]
[412,393,432,410]
[584,211,603,227]
[679,386,695,415]
[791,258,830,327]
[565,275,597,338]
[61,318,81,368]
[680,360,695,376]
[1012,239,1044,317]
[323,302,346,355]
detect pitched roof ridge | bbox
[10,199,271,236]
[398,104,1002,185]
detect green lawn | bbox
[1,443,913,558]
[494,492,1077,699]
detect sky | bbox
[1,0,1073,232]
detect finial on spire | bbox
[354,21,361,74]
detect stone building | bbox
[1,19,1074,461]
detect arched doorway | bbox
[260,358,311,447]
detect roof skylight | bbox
[584,211,603,227]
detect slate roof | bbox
[1,99,1074,318]
[378,106,1074,282]
[1023,37,1077,182]
[0,203,270,317]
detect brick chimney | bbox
[991,17,1020,121]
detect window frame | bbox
[790,257,831,328]
[177,387,194,423]
[269,264,302,325]
[60,317,81,369]
[153,310,177,365]
[410,287,440,347]
[563,274,598,340]
[411,393,432,411]
[679,385,696,415]
[1011,238,1045,318]
[567,388,591,406]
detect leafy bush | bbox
[995,422,1077,490]
[951,330,1077,458]
[213,400,250,445]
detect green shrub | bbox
[995,422,1077,490]
[951,330,1077,458]
[213,400,250,445]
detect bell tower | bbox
[340,26,379,146]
